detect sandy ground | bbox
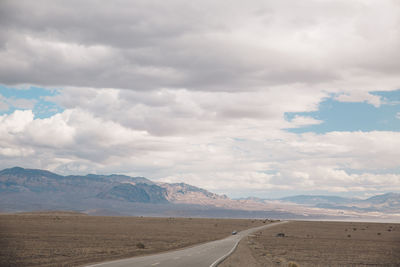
[220,220,400,267]
[0,212,266,267]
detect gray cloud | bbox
[1,0,400,92]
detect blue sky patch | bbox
[372,90,400,103]
[0,85,64,119]
[285,90,400,133]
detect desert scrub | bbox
[136,242,145,249]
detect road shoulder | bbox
[218,236,264,267]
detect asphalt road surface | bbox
[86,221,288,267]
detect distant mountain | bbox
[0,166,62,179]
[365,192,400,205]
[0,167,305,219]
[1,167,399,220]
[0,167,163,201]
[279,195,353,205]
[278,193,400,213]
[0,167,251,217]
[97,183,168,203]
[160,182,229,206]
[86,174,154,185]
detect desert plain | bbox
[221,220,400,267]
[1,212,400,267]
[0,211,265,267]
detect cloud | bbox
[1,103,399,197]
[0,0,399,197]
[7,98,36,109]
[0,108,173,171]
[334,92,383,107]
[287,115,323,128]
[397,112,400,119]
[45,86,325,136]
[0,96,9,111]
[0,0,400,99]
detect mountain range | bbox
[1,167,399,221]
[245,194,400,214]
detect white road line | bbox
[151,262,160,266]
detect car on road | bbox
[232,230,238,235]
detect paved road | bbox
[86,221,288,267]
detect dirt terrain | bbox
[0,211,266,267]
[221,220,400,267]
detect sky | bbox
[0,0,399,199]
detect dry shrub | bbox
[136,242,145,249]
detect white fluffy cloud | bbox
[1,88,400,197]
